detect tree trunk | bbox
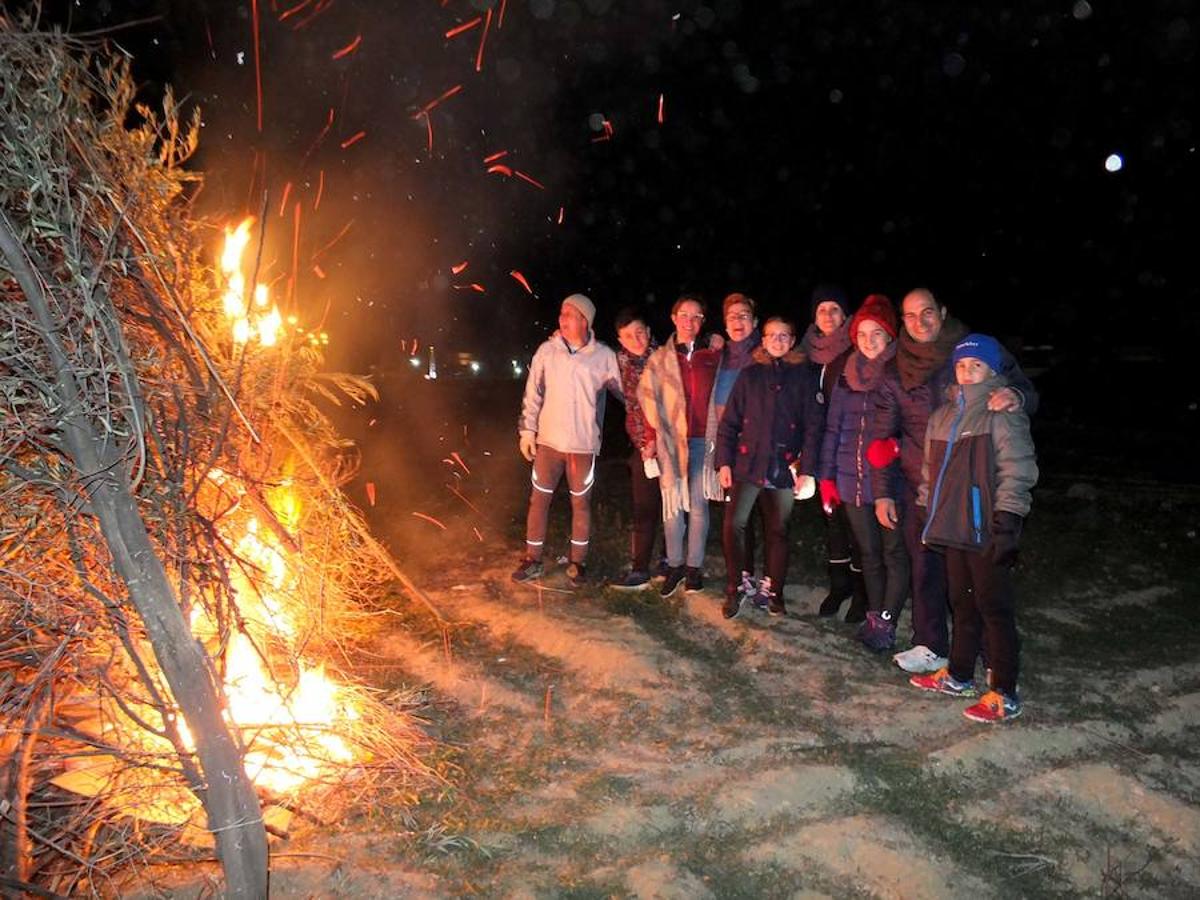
[86,475,270,898]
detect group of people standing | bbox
[513,287,1038,724]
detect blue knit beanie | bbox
[952,333,1004,374]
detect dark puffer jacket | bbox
[870,331,1040,501]
[716,348,823,488]
[918,376,1039,552]
[818,344,896,508]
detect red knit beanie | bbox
[849,293,898,341]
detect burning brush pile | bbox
[1,21,433,897]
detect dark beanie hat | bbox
[810,284,851,320]
[952,333,1004,374]
[848,293,898,341]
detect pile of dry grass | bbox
[1,15,436,897]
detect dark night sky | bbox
[32,1,1200,386]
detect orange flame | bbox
[220,217,285,348]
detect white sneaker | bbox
[893,645,948,674]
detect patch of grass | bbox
[555,885,625,900]
[574,772,638,803]
[818,746,1077,898]
[694,858,863,900]
[1027,588,1193,670]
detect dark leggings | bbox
[628,449,662,572]
[723,482,794,593]
[825,501,860,570]
[843,502,910,614]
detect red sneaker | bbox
[963,690,1022,723]
[909,667,977,697]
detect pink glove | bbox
[866,438,900,469]
[819,479,841,513]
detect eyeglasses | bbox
[764,332,793,341]
[726,313,753,322]
[675,312,705,322]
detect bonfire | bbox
[1,18,435,898]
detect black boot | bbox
[818,561,853,617]
[844,566,869,624]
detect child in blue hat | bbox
[909,334,1039,722]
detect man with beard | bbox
[868,288,1038,674]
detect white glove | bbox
[643,457,661,479]
[519,433,537,462]
[793,474,816,500]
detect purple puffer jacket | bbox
[818,344,896,508]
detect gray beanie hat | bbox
[562,293,596,328]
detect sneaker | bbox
[749,576,773,612]
[684,567,704,593]
[653,558,671,580]
[660,566,687,598]
[565,562,587,588]
[909,666,977,698]
[611,569,651,590]
[892,645,949,674]
[511,558,543,583]
[857,610,897,652]
[737,570,758,601]
[721,586,743,620]
[963,690,1022,723]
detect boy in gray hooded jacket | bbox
[910,334,1038,723]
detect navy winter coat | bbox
[716,350,823,488]
[819,373,879,507]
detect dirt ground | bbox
[141,381,1200,898]
[268,563,1198,898]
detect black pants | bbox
[844,502,910,614]
[628,449,662,572]
[825,502,859,570]
[901,485,950,655]
[946,547,1019,694]
[723,482,794,594]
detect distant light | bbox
[409,357,421,368]
[469,361,481,374]
[1105,153,1124,172]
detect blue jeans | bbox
[664,438,710,568]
